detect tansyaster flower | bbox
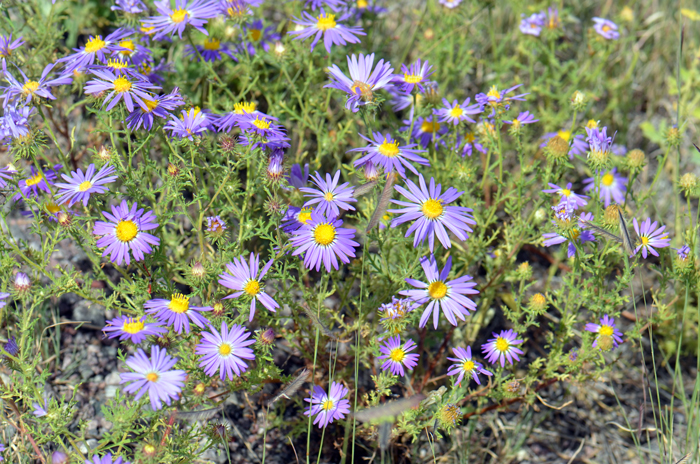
[125,87,185,130]
[3,336,18,357]
[520,12,546,36]
[436,98,482,125]
[84,69,160,112]
[439,0,462,8]
[675,244,691,261]
[218,253,279,321]
[85,454,131,464]
[349,131,428,178]
[393,59,434,94]
[32,398,49,417]
[186,37,238,62]
[241,20,281,55]
[119,345,186,410]
[400,255,478,329]
[583,168,627,208]
[592,17,620,40]
[405,116,448,148]
[14,165,62,201]
[281,206,314,233]
[216,101,262,132]
[305,0,346,11]
[57,28,133,72]
[633,218,670,258]
[164,108,210,140]
[142,0,220,40]
[300,170,357,217]
[206,215,227,233]
[475,84,528,108]
[542,182,588,210]
[544,7,561,30]
[112,0,148,13]
[446,346,492,385]
[378,296,417,322]
[102,315,167,344]
[196,321,255,380]
[585,126,613,158]
[0,34,25,59]
[504,111,538,128]
[457,132,487,157]
[0,105,34,143]
[93,200,160,266]
[290,211,359,272]
[236,112,286,139]
[288,10,365,53]
[304,382,350,428]
[481,329,524,367]
[13,272,31,292]
[287,163,309,189]
[325,53,394,112]
[144,293,212,334]
[1,62,72,106]
[388,173,476,252]
[540,130,588,159]
[585,315,623,349]
[542,221,595,258]
[377,336,419,376]
[55,164,117,207]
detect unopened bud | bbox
[665,126,681,148]
[528,293,547,313]
[191,261,206,279]
[571,91,587,111]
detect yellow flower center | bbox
[641,236,649,246]
[421,198,443,219]
[115,220,138,242]
[84,36,106,54]
[22,81,39,95]
[118,39,135,56]
[378,139,400,158]
[113,77,132,93]
[350,80,373,101]
[389,347,406,363]
[227,6,245,18]
[170,8,188,23]
[486,86,501,100]
[428,280,448,300]
[146,372,159,382]
[316,14,337,31]
[495,337,510,352]
[323,191,334,202]
[143,98,159,113]
[140,25,155,34]
[586,119,598,129]
[203,38,220,51]
[253,117,271,130]
[601,172,614,187]
[599,325,614,336]
[107,58,129,69]
[249,29,262,41]
[314,223,336,246]
[464,132,476,143]
[322,399,334,410]
[25,173,44,187]
[139,64,152,75]
[449,106,464,118]
[557,130,571,142]
[219,343,232,356]
[78,180,92,192]
[298,208,313,224]
[46,202,61,214]
[462,360,474,372]
[570,228,581,240]
[122,318,145,334]
[404,74,422,84]
[602,25,611,33]
[561,188,571,197]
[357,0,368,7]
[244,279,260,296]
[420,120,440,133]
[168,293,190,313]
[234,102,256,114]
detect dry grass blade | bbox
[175,406,221,421]
[366,172,398,233]
[300,301,338,340]
[617,208,636,256]
[266,368,310,406]
[353,394,426,423]
[674,452,692,464]
[354,180,378,197]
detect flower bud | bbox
[516,262,532,280]
[219,134,237,152]
[142,443,158,458]
[534,207,547,223]
[57,211,72,228]
[570,91,587,111]
[363,160,380,182]
[620,6,634,22]
[274,41,286,57]
[264,195,284,216]
[191,261,206,279]
[679,173,697,196]
[98,145,112,161]
[13,272,31,293]
[626,148,645,170]
[665,125,681,148]
[259,327,275,345]
[193,382,207,396]
[266,150,285,182]
[212,300,225,317]
[51,451,68,464]
[528,293,547,313]
[423,28,435,40]
[167,163,179,177]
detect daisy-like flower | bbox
[93,200,160,266]
[266,150,285,182]
[195,321,255,380]
[241,20,281,55]
[84,69,160,112]
[300,171,357,217]
[633,218,670,258]
[125,87,185,131]
[583,168,627,208]
[0,34,25,59]
[540,130,589,159]
[290,210,359,272]
[457,132,487,157]
[142,0,220,40]
[58,28,133,72]
[281,206,314,233]
[0,105,34,144]
[325,53,394,112]
[592,17,620,40]
[32,398,49,417]
[475,84,528,110]
[405,116,448,148]
[446,346,493,385]
[112,0,148,14]
[349,131,429,178]
[206,215,227,233]
[287,163,309,189]
[377,336,419,376]
[236,112,286,139]
[400,255,478,329]
[504,111,538,128]
[585,126,613,158]
[14,165,62,201]
[545,6,561,30]
[378,296,416,322]
[542,182,588,210]
[13,272,31,292]
[388,173,476,252]
[542,220,595,258]
[304,382,350,429]
[288,10,365,53]
[520,12,546,36]
[585,315,623,349]
[119,345,186,410]
[144,293,212,334]
[102,315,167,344]
[1,62,72,107]
[216,101,261,132]
[393,59,434,94]
[218,0,257,20]
[218,253,279,321]
[439,0,462,8]
[675,244,691,261]
[186,37,237,62]
[436,98,482,126]
[55,164,117,207]
[481,329,524,367]
[164,108,210,140]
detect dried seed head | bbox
[597,334,614,352]
[534,207,547,223]
[679,173,697,195]
[142,443,158,458]
[438,403,462,429]
[626,148,645,170]
[505,379,521,393]
[219,134,237,152]
[98,145,112,161]
[264,195,285,216]
[568,348,579,362]
[212,300,225,317]
[665,126,681,147]
[603,204,621,227]
[153,333,175,349]
[528,293,547,313]
[57,211,72,228]
[545,135,570,161]
[167,163,179,177]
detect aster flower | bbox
[388,173,476,252]
[300,171,356,217]
[633,218,670,258]
[378,296,416,322]
[446,346,493,385]
[85,455,131,464]
[112,0,148,13]
[1,62,72,106]
[378,336,419,376]
[216,101,262,132]
[540,130,589,159]
[400,255,478,329]
[55,164,117,207]
[93,200,160,266]
[144,293,212,334]
[142,0,220,40]
[266,149,285,181]
[287,163,309,189]
[125,87,185,130]
[14,165,62,201]
[586,126,613,158]
[218,0,257,20]
[675,244,691,261]
[439,0,462,8]
[404,116,448,148]
[13,272,31,292]
[349,131,428,178]
[281,206,313,233]
[236,112,285,139]
[585,315,623,349]
[475,84,528,110]
[0,34,25,59]
[196,321,255,380]
[84,69,160,112]
[393,59,434,94]
[304,382,350,428]
[164,108,210,140]
[239,132,291,152]
[0,105,34,143]
[218,253,279,321]
[481,329,524,367]
[120,345,186,410]
[504,111,538,127]
[241,20,281,55]
[3,336,18,358]
[542,182,588,210]
[32,398,49,417]
[57,28,132,72]
[593,17,620,40]
[542,221,595,258]
[583,168,627,208]
[325,53,394,112]
[520,12,546,36]
[290,210,359,272]
[0,292,9,308]
[545,7,561,30]
[206,216,227,233]
[457,132,487,157]
[288,10,365,53]
[436,98,482,126]
[186,37,237,62]
[305,0,346,10]
[102,315,167,344]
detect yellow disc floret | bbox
[170,8,188,23]
[168,293,190,314]
[599,325,614,336]
[244,279,260,296]
[420,120,440,133]
[314,223,336,246]
[203,38,220,51]
[322,399,334,410]
[219,343,232,356]
[113,77,132,93]
[115,220,138,242]
[122,318,145,334]
[316,14,337,31]
[378,139,400,158]
[428,281,448,300]
[146,372,159,382]
[25,173,44,187]
[389,347,406,363]
[78,181,92,192]
[601,172,614,187]
[495,337,510,352]
[22,81,39,95]
[462,360,475,372]
[421,198,443,219]
[84,36,106,54]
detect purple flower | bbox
[218,253,279,321]
[13,272,31,292]
[457,132,487,157]
[475,84,528,108]
[164,108,210,140]
[404,116,448,148]
[186,37,238,62]
[378,296,417,321]
[236,112,286,139]
[0,34,25,59]
[144,293,212,334]
[300,170,356,217]
[102,316,167,344]
[583,168,627,208]
[325,53,394,112]
[1,62,72,106]
[14,165,61,201]
[32,398,49,417]
[85,454,131,464]
[393,59,434,94]
[142,0,220,40]
[446,346,492,385]
[267,150,285,181]
[388,173,476,252]
[349,131,428,178]
[504,111,538,127]
[592,17,620,40]
[126,87,185,130]
[633,218,670,258]
[84,69,160,112]
[281,206,313,233]
[585,315,623,349]
[585,126,613,158]
[545,7,561,30]
[439,0,462,8]
[119,345,186,410]
[290,210,359,272]
[206,215,227,233]
[3,336,18,357]
[540,130,588,159]
[288,10,365,53]
[0,292,9,309]
[377,336,419,376]
[542,221,595,258]
[436,98,482,125]
[481,329,524,367]
[542,182,588,210]
[305,0,346,11]
[111,0,148,13]
[675,244,691,260]
[216,101,261,132]
[218,0,258,19]
[287,163,309,189]
[520,12,546,36]
[0,105,34,143]
[400,255,478,329]
[304,382,350,428]
[196,321,255,380]
[93,200,160,266]
[241,20,281,55]
[57,28,133,72]
[55,164,117,207]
